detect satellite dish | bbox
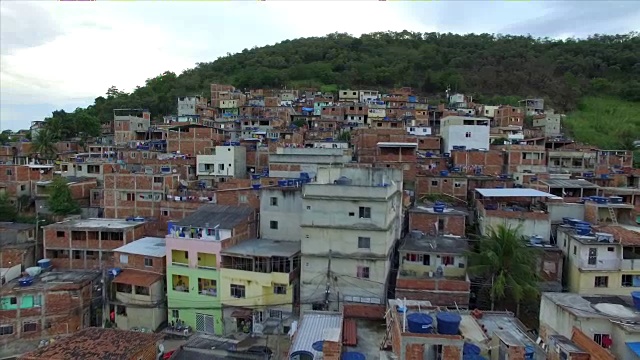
[172,169,177,173]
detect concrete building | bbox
[178,96,206,117]
[440,116,490,153]
[359,90,380,103]
[532,110,562,137]
[165,204,257,335]
[259,186,303,241]
[113,109,151,146]
[540,292,640,360]
[267,147,351,179]
[0,271,102,344]
[339,90,359,102]
[43,218,147,270]
[196,145,247,184]
[109,237,167,331]
[219,238,300,335]
[299,167,403,311]
[0,222,36,269]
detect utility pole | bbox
[490,275,495,311]
[102,267,107,327]
[324,249,332,311]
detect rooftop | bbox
[400,233,469,255]
[221,238,300,258]
[540,178,599,189]
[1,270,99,294]
[176,204,254,229]
[114,237,166,257]
[112,269,163,287]
[289,311,343,358]
[598,225,640,246]
[0,222,35,231]
[19,327,163,360]
[410,204,467,216]
[476,188,555,198]
[45,218,145,230]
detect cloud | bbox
[0,2,63,55]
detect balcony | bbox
[171,250,189,267]
[197,252,217,270]
[577,258,621,271]
[621,258,640,271]
[171,274,189,293]
[198,278,217,297]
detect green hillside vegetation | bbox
[564,97,640,164]
[36,31,640,151]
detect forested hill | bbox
[71,31,640,123]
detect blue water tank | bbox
[251,174,261,180]
[18,277,34,287]
[167,221,175,235]
[341,352,366,360]
[562,217,573,225]
[300,172,310,179]
[440,170,449,177]
[433,205,445,213]
[37,259,51,269]
[436,312,462,335]
[610,196,623,204]
[463,343,481,355]
[312,341,324,352]
[524,345,535,359]
[632,292,640,311]
[277,179,287,187]
[286,180,294,186]
[407,313,433,333]
[576,227,591,236]
[252,184,261,190]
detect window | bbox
[57,231,64,238]
[171,310,180,319]
[563,239,567,247]
[359,206,371,219]
[588,248,597,265]
[116,283,133,293]
[348,212,354,216]
[270,197,278,206]
[594,276,609,288]
[454,182,462,188]
[22,321,37,332]
[358,237,371,249]
[357,266,370,279]
[153,177,163,184]
[162,209,169,216]
[441,256,455,266]
[144,258,153,267]
[270,221,278,230]
[465,132,471,138]
[269,309,283,319]
[273,284,287,295]
[218,164,225,171]
[239,195,248,203]
[593,333,611,349]
[0,325,13,336]
[607,247,614,252]
[431,180,438,186]
[135,286,150,296]
[405,253,423,262]
[20,185,25,191]
[230,284,246,298]
[573,246,576,255]
[119,254,128,264]
[5,169,11,176]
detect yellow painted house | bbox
[558,226,640,296]
[219,238,300,334]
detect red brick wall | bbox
[0,247,31,268]
[343,303,385,320]
[584,202,598,224]
[451,150,503,176]
[408,211,466,236]
[415,176,467,199]
[114,253,165,274]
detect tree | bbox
[32,128,59,161]
[47,177,81,216]
[467,224,540,316]
[0,194,17,222]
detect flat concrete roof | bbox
[46,218,145,230]
[400,234,468,254]
[542,292,640,328]
[114,237,166,257]
[377,142,418,148]
[221,238,300,258]
[476,188,555,198]
[540,179,599,189]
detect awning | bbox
[627,342,640,356]
[112,269,162,287]
[230,308,252,318]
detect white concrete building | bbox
[359,90,379,103]
[540,292,640,360]
[299,167,403,311]
[479,105,499,119]
[440,116,490,152]
[532,110,562,137]
[338,89,359,101]
[196,146,247,182]
[177,96,205,117]
[259,187,303,241]
[407,126,432,136]
[267,147,351,179]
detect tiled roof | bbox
[112,269,163,287]
[19,327,162,360]
[597,225,640,246]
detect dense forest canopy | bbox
[21,31,639,153]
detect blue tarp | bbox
[302,107,314,112]
[627,342,640,356]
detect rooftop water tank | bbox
[433,204,446,213]
[37,259,51,269]
[436,312,462,335]
[440,170,449,177]
[524,345,535,359]
[576,226,591,236]
[18,277,34,287]
[286,180,294,186]
[632,291,640,311]
[407,313,433,334]
[277,179,287,187]
[609,196,623,204]
[529,235,543,245]
[341,352,366,360]
[312,341,324,352]
[463,343,481,356]
[251,174,261,180]
[334,176,353,186]
[252,184,261,190]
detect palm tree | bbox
[467,224,540,316]
[32,128,58,161]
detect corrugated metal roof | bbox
[541,179,599,188]
[475,188,555,198]
[114,237,166,257]
[289,311,343,358]
[176,204,254,228]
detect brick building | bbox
[43,218,147,270]
[0,222,36,269]
[0,164,54,200]
[18,327,163,360]
[0,271,101,343]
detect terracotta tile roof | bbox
[19,328,163,360]
[112,269,163,287]
[597,225,640,246]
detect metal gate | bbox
[195,313,215,334]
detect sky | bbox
[1,1,639,131]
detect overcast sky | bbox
[1,1,638,131]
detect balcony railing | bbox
[577,258,621,271]
[172,261,188,267]
[621,259,640,271]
